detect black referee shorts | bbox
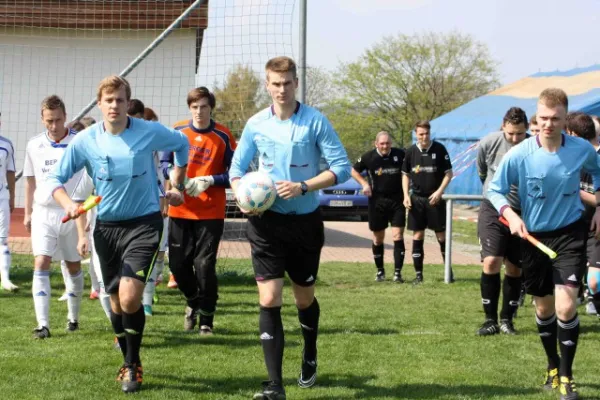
[586,230,600,268]
[93,212,163,294]
[246,209,324,287]
[407,194,446,232]
[521,218,587,297]
[368,194,406,232]
[477,199,522,267]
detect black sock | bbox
[259,306,284,385]
[592,292,600,315]
[412,240,424,276]
[372,243,384,271]
[110,311,127,359]
[500,275,521,321]
[298,298,320,363]
[122,305,146,365]
[480,272,501,322]
[437,239,446,262]
[393,240,405,274]
[558,314,580,377]
[186,291,202,311]
[536,313,560,370]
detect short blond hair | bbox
[539,88,568,111]
[96,75,131,102]
[265,56,297,79]
[41,95,66,116]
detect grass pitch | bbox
[1,254,599,399]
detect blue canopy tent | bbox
[429,65,600,201]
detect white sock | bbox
[99,284,112,321]
[143,265,160,307]
[60,261,70,293]
[88,256,100,293]
[66,270,84,322]
[0,243,10,283]
[32,271,51,328]
[154,258,165,281]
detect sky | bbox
[301,0,600,84]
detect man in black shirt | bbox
[402,120,453,284]
[353,131,406,282]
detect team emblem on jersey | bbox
[376,167,383,176]
[195,136,202,142]
[432,153,436,160]
[357,157,361,162]
[413,165,421,174]
[393,156,398,162]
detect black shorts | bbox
[368,195,406,231]
[521,218,587,297]
[477,199,522,266]
[93,212,163,294]
[407,194,446,232]
[246,209,324,287]
[168,217,224,272]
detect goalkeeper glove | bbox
[184,176,214,197]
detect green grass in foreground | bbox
[1,255,599,399]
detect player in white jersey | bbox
[0,115,17,292]
[24,95,93,339]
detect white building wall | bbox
[0,28,198,207]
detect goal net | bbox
[0,0,297,265]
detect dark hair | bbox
[530,113,537,125]
[143,107,159,121]
[68,121,86,132]
[127,99,145,116]
[502,107,528,128]
[414,120,431,131]
[187,87,216,108]
[566,112,596,140]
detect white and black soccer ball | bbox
[235,171,276,213]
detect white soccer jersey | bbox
[0,135,16,201]
[24,129,93,207]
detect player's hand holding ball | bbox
[185,176,214,197]
[234,172,277,216]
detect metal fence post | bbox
[444,199,453,284]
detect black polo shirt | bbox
[353,148,405,197]
[401,141,452,197]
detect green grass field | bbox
[2,254,600,400]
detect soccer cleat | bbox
[1,281,19,292]
[543,368,559,391]
[66,320,79,332]
[32,326,51,339]
[586,301,597,315]
[476,319,499,336]
[252,381,286,400]
[375,270,385,282]
[184,306,197,331]
[412,275,424,285]
[143,304,153,317]
[199,325,213,336]
[167,274,178,289]
[393,271,405,283]
[153,291,159,304]
[89,290,99,300]
[559,376,578,399]
[499,319,516,335]
[116,364,127,382]
[58,292,69,302]
[121,363,143,393]
[298,359,317,388]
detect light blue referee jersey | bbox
[47,118,189,221]
[488,134,600,232]
[230,102,351,215]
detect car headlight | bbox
[357,189,364,195]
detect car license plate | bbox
[329,200,352,207]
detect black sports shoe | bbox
[121,363,143,393]
[476,319,499,336]
[66,320,79,332]
[184,306,197,331]
[375,270,385,282]
[253,381,286,399]
[393,271,405,283]
[499,319,516,335]
[543,368,559,391]
[412,275,423,285]
[32,326,51,339]
[298,359,317,388]
[559,376,578,399]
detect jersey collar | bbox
[270,101,301,117]
[416,141,433,152]
[535,133,566,147]
[188,119,215,134]
[46,128,70,144]
[102,117,131,133]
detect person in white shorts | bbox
[24,95,93,339]
[0,113,17,292]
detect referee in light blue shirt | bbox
[488,88,600,397]
[229,56,350,399]
[48,76,189,394]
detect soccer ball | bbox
[235,171,277,213]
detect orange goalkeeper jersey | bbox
[164,119,237,220]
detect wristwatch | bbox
[300,181,308,196]
[174,182,185,192]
